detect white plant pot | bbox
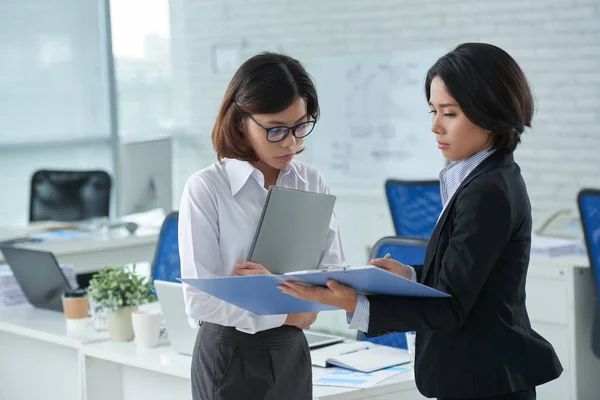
[106,306,138,342]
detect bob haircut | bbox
[212,52,319,161]
[425,43,534,152]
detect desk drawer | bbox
[537,372,572,400]
[526,273,569,325]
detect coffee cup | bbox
[62,288,89,319]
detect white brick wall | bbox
[169,0,600,264]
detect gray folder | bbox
[247,186,336,275]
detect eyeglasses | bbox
[233,103,317,143]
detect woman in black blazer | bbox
[280,43,563,400]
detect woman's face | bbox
[428,76,492,161]
[243,97,310,170]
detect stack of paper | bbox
[530,234,587,258]
[312,365,410,389]
[0,264,78,306]
[311,342,411,373]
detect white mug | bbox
[131,310,162,348]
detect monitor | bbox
[118,137,173,216]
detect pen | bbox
[383,253,391,260]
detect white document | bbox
[312,365,410,388]
[311,342,411,373]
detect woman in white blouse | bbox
[178,52,345,400]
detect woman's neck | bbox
[251,160,280,189]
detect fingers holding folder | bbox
[279,279,359,313]
[234,261,272,276]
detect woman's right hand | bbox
[284,312,318,330]
[368,257,413,280]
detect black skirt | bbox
[191,321,312,400]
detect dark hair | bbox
[212,52,319,161]
[425,43,534,152]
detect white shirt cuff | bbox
[346,294,370,332]
[407,265,417,282]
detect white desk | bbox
[526,255,600,400]
[0,305,424,400]
[0,306,109,400]
[0,227,159,275]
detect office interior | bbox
[0,0,599,399]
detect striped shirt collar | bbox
[439,147,496,207]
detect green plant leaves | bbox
[87,265,156,312]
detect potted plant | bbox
[87,265,155,342]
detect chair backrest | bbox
[385,179,442,239]
[370,236,429,265]
[577,189,600,358]
[29,169,111,222]
[151,211,181,284]
[359,236,429,349]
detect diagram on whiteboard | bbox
[307,49,446,189]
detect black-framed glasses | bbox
[233,103,317,143]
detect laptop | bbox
[154,280,198,356]
[0,246,73,312]
[248,186,336,275]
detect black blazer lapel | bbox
[420,151,514,283]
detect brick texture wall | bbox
[169,0,600,264]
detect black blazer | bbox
[366,151,562,399]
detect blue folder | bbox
[180,266,449,315]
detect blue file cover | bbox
[180,266,449,315]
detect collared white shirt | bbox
[348,147,496,332]
[179,158,345,334]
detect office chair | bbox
[357,236,429,349]
[151,211,181,286]
[577,189,600,358]
[29,170,111,222]
[385,179,442,239]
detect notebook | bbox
[247,186,336,275]
[311,342,411,373]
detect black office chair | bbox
[577,189,600,358]
[29,170,112,222]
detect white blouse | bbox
[179,158,345,334]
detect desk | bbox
[0,227,158,275]
[0,306,108,400]
[526,255,600,400]
[0,305,424,400]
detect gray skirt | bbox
[192,321,312,400]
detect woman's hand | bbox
[368,257,413,279]
[283,312,318,330]
[279,280,358,313]
[234,261,272,276]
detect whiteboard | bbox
[306,50,446,190]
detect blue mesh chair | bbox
[385,179,442,239]
[151,211,181,286]
[357,236,429,349]
[577,189,600,358]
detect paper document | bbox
[311,342,411,373]
[530,234,587,257]
[312,365,410,388]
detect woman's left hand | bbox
[234,261,272,276]
[279,280,358,313]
